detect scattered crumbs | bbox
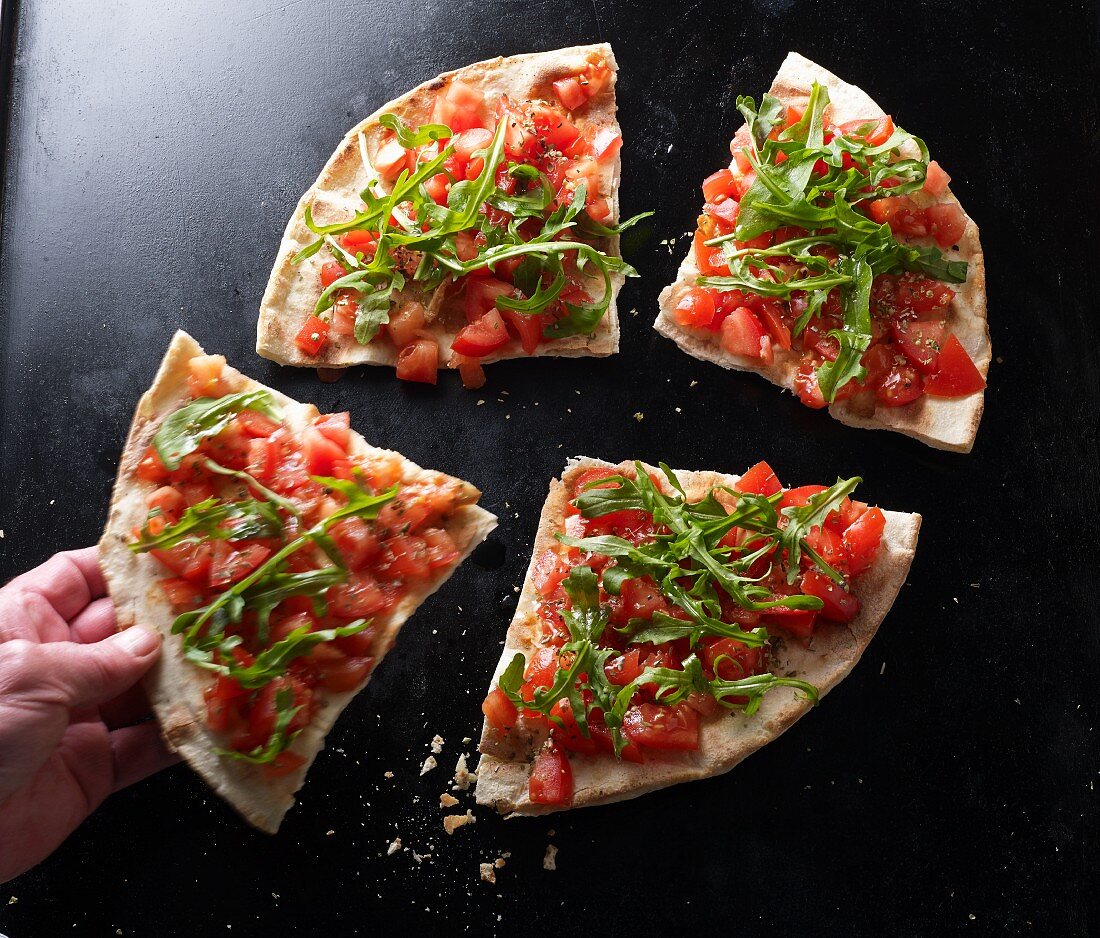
[633,412,644,422]
[477,400,485,406]
[995,356,1004,364]
[970,583,980,588]
[49,499,55,505]
[969,914,976,921]
[420,755,437,776]
[387,838,402,856]
[443,810,476,836]
[675,407,682,414]
[325,830,335,837]
[543,844,558,871]
[384,770,394,779]
[8,896,17,905]
[462,737,472,745]
[453,753,476,790]
[440,793,459,809]
[689,380,698,388]
[271,893,279,900]
[430,735,445,754]
[629,308,638,317]
[880,662,886,675]
[1014,698,1021,705]
[953,597,959,604]
[479,863,496,884]
[505,414,511,420]
[0,530,5,538]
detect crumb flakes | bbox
[384,770,394,779]
[543,845,558,870]
[387,838,402,856]
[430,734,445,754]
[325,830,334,836]
[633,412,644,422]
[443,810,476,835]
[420,755,437,776]
[8,896,17,905]
[439,793,459,808]
[479,863,496,884]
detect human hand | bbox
[0,547,179,883]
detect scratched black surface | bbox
[0,0,1098,935]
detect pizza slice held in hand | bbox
[476,457,919,814]
[100,330,497,832]
[259,43,649,389]
[656,52,989,452]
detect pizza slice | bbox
[656,52,989,452]
[258,43,647,389]
[475,457,919,814]
[99,330,497,832]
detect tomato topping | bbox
[923,160,951,197]
[533,549,570,598]
[320,261,347,289]
[925,202,967,249]
[499,308,544,355]
[924,334,986,397]
[552,76,588,111]
[529,744,573,805]
[801,569,860,623]
[396,338,439,384]
[622,703,700,751]
[719,306,770,361]
[673,287,716,329]
[735,460,782,497]
[843,506,885,576]
[263,750,307,779]
[482,688,518,731]
[209,542,271,589]
[449,352,486,389]
[387,301,426,348]
[451,309,510,358]
[373,135,409,180]
[837,115,894,147]
[294,316,330,357]
[891,318,946,374]
[187,354,228,398]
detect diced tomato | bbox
[589,127,622,162]
[482,687,519,731]
[246,437,277,483]
[673,287,716,329]
[432,79,484,133]
[549,699,602,756]
[294,316,330,357]
[451,309,509,357]
[868,196,926,237]
[422,527,459,569]
[586,197,613,223]
[262,750,307,779]
[320,261,347,289]
[529,744,573,806]
[186,354,228,398]
[622,703,700,751]
[330,294,358,337]
[378,534,431,581]
[449,352,486,389]
[464,278,514,323]
[209,542,271,589]
[387,301,427,348]
[778,485,828,511]
[701,637,765,681]
[760,605,819,642]
[136,446,170,484]
[159,577,205,610]
[702,168,740,203]
[876,362,924,406]
[317,654,373,693]
[396,338,439,384]
[552,76,587,111]
[330,517,380,571]
[604,648,644,686]
[735,460,782,497]
[801,569,860,623]
[312,412,349,449]
[804,524,847,572]
[500,308,544,355]
[373,135,409,180]
[720,306,770,361]
[756,301,791,351]
[237,409,280,439]
[203,676,245,733]
[151,541,213,586]
[926,202,967,249]
[924,334,986,397]
[328,572,391,618]
[838,115,894,147]
[340,229,377,256]
[704,196,739,228]
[524,646,560,690]
[612,576,675,624]
[452,126,494,161]
[892,318,946,374]
[843,506,885,575]
[533,549,570,598]
[302,427,345,476]
[147,485,185,520]
[693,227,727,276]
[923,160,951,197]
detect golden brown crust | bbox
[474,456,920,815]
[257,44,624,370]
[655,52,990,453]
[99,330,497,832]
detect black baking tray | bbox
[1,0,1098,934]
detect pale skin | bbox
[0,547,179,883]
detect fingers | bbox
[100,685,154,730]
[0,588,69,644]
[0,628,161,711]
[110,722,180,792]
[1,547,105,622]
[68,597,118,645]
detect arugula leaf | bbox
[153,391,279,471]
[816,255,873,402]
[130,497,282,553]
[560,566,608,643]
[220,618,370,689]
[215,688,301,765]
[378,113,451,148]
[778,477,862,583]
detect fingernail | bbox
[113,627,161,656]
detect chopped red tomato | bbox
[923,160,951,196]
[924,334,986,397]
[533,549,570,598]
[925,202,967,249]
[892,318,946,374]
[801,569,860,623]
[673,287,716,329]
[529,744,573,806]
[499,308,544,355]
[837,115,894,147]
[552,76,587,111]
[294,316,330,357]
[387,301,426,348]
[719,306,770,360]
[320,261,347,289]
[622,703,700,751]
[209,542,271,589]
[451,309,509,357]
[482,688,518,731]
[735,460,783,497]
[396,338,439,384]
[843,506,885,575]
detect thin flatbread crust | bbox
[475,457,920,815]
[258,44,624,370]
[99,331,497,832]
[655,52,990,452]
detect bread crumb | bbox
[443,810,476,835]
[543,844,558,870]
[479,862,496,884]
[383,770,394,779]
[386,838,402,856]
[420,755,437,776]
[439,793,459,808]
[453,753,476,790]
[493,856,506,869]
[633,412,644,422]
[430,734,445,754]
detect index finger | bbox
[2,547,108,620]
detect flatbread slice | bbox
[258,43,631,377]
[656,52,990,452]
[475,456,920,815]
[99,330,497,832]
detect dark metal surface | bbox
[1,0,1098,934]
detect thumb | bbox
[29,627,162,710]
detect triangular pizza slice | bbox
[259,43,645,389]
[656,52,989,452]
[476,457,919,814]
[100,330,497,831]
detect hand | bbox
[0,548,179,883]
